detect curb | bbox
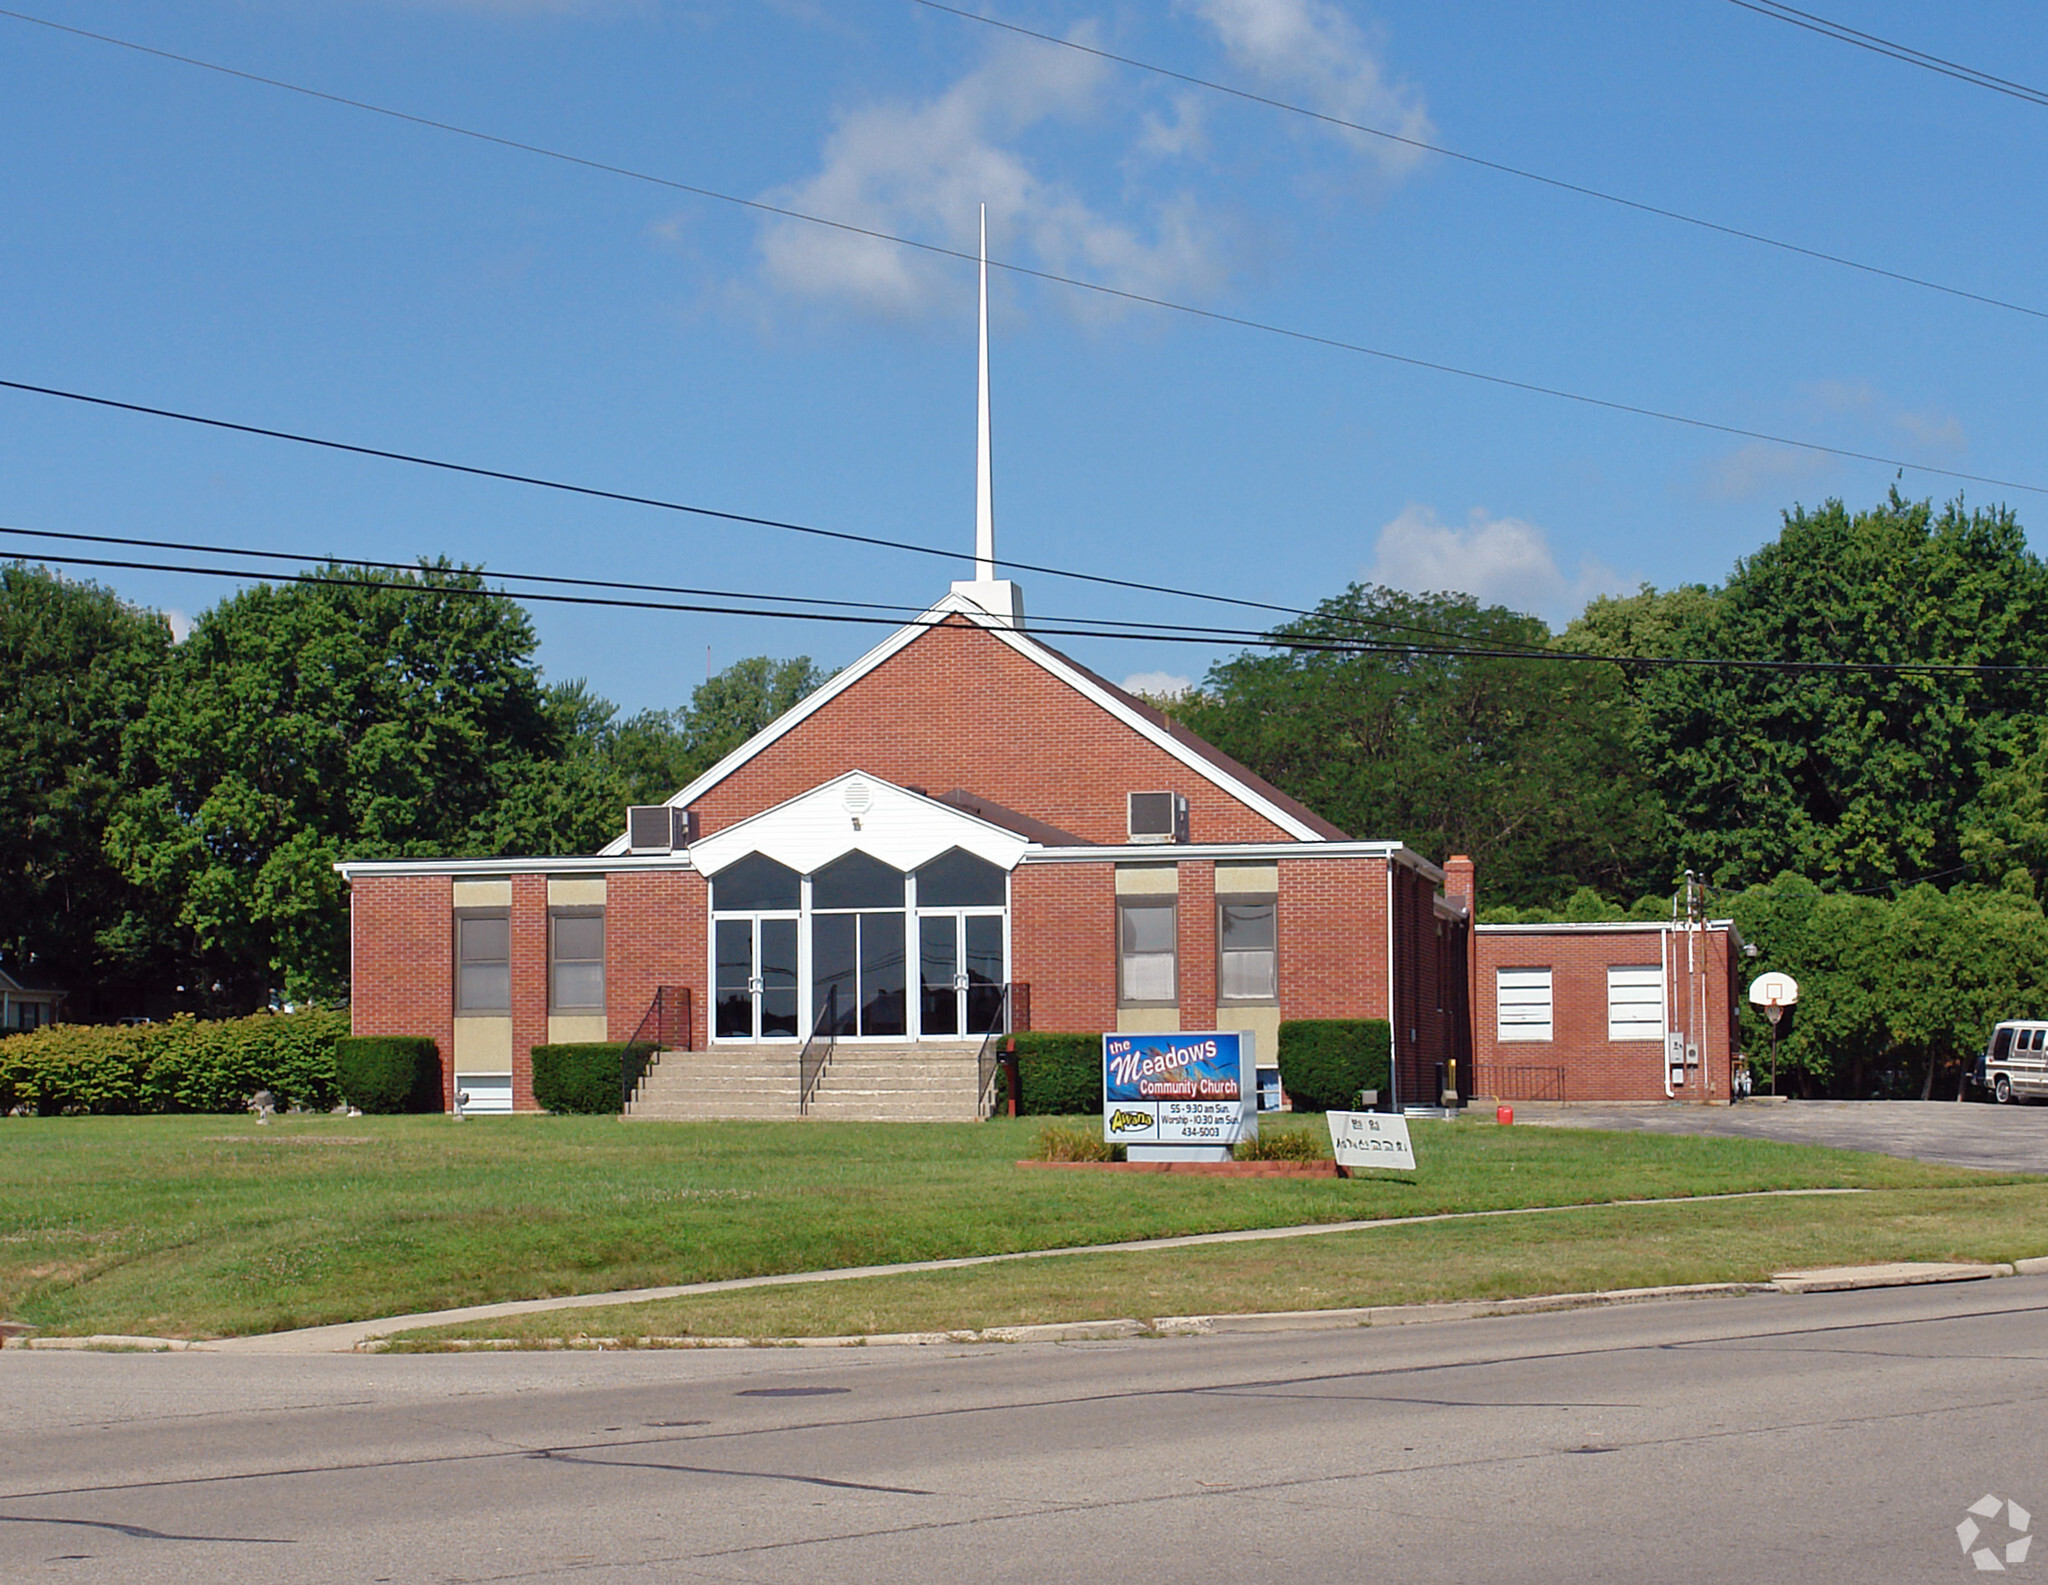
[1770,1261,2012,1294]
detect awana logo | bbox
[1107,1108,1153,1135]
[1959,1494,2033,1573]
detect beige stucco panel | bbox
[548,877,607,907]
[547,1014,609,1045]
[452,1016,513,1071]
[1114,864,1180,897]
[1214,862,1279,895]
[452,879,512,908]
[1116,1006,1181,1034]
[1210,1005,1281,1072]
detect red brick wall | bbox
[1179,860,1217,1016]
[691,620,1297,844]
[1277,857,1388,1025]
[606,870,704,1050]
[510,876,548,1111]
[1010,862,1117,1034]
[348,873,455,1108]
[1472,925,1741,1103]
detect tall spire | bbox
[949,202,1025,629]
[974,203,995,581]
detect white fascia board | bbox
[687,770,1030,877]
[334,854,693,881]
[973,621,1328,842]
[1024,840,1415,866]
[1477,918,1737,935]
[595,595,981,857]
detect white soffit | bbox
[598,591,1323,854]
[687,771,1031,878]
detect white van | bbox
[1978,1021,2048,1104]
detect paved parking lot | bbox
[1515,1097,2048,1173]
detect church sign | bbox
[1104,1032,1257,1160]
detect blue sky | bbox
[3,0,2044,710]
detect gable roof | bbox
[601,589,1347,854]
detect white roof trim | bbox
[335,854,693,880]
[598,590,1327,853]
[687,771,1031,877]
[1025,841,1443,883]
[1477,918,1737,935]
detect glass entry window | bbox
[711,854,801,1041]
[812,852,907,1038]
[916,849,1007,1037]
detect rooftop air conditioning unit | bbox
[1127,791,1188,845]
[627,805,697,852]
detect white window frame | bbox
[1118,898,1178,1006]
[548,909,605,1013]
[1496,967,1553,1043]
[1606,965,1664,1043]
[1217,896,1277,1003]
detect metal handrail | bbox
[621,985,692,1109]
[1474,1062,1566,1104]
[797,986,837,1116]
[975,982,1030,1119]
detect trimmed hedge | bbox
[533,1042,643,1115]
[334,1036,443,1115]
[0,1009,350,1116]
[1011,1032,1102,1116]
[1277,1018,1391,1112]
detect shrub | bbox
[1010,1033,1102,1116]
[0,1009,349,1116]
[1027,1121,1124,1162]
[533,1043,643,1114]
[1278,1019,1391,1112]
[1233,1126,1328,1162]
[335,1036,442,1114]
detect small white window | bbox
[550,911,605,1012]
[456,913,511,1013]
[1496,968,1553,1042]
[1607,966,1664,1043]
[1119,900,1177,1004]
[1218,900,1276,1001]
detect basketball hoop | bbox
[1746,972,1800,1098]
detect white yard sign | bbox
[1327,1111,1417,1173]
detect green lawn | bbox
[0,1112,2005,1340]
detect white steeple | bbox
[952,202,1025,628]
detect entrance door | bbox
[918,913,1005,1037]
[713,916,799,1041]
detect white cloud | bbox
[1365,505,1627,627]
[1895,409,1966,451]
[1121,669,1193,699]
[1185,0,1433,174]
[755,30,1231,319]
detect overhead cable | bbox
[1722,0,2048,107]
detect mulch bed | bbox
[1017,1159,1343,1178]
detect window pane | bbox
[553,961,604,1010]
[1220,950,1275,1000]
[1120,903,1175,955]
[916,848,1006,908]
[458,961,509,1012]
[1219,902,1274,952]
[812,914,856,1036]
[860,912,907,1037]
[812,851,905,911]
[712,852,801,912]
[553,914,603,962]
[1123,953,1176,1003]
[459,916,509,964]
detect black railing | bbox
[976,982,1030,1119]
[798,987,837,1116]
[1475,1063,1566,1104]
[621,985,692,1109]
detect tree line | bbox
[0,560,821,1018]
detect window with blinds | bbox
[1495,967,1553,1042]
[1607,965,1663,1042]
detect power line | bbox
[14,2,2041,330]
[12,533,2048,679]
[0,381,1565,658]
[3,15,2046,497]
[1721,0,2048,107]
[909,0,2048,322]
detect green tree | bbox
[678,655,829,775]
[0,565,174,1013]
[1180,585,1664,906]
[108,563,600,1006]
[1622,492,2048,892]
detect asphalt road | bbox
[5,1278,2046,1584]
[1519,1096,2048,1173]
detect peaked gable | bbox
[607,595,1343,850]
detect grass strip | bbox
[388,1182,2048,1348]
[0,1113,2001,1339]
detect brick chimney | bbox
[1443,854,1476,917]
